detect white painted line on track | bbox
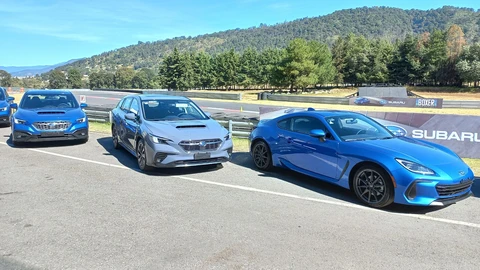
[1,141,479,229]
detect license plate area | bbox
[194,152,211,160]
[41,131,65,137]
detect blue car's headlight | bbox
[14,118,26,124]
[0,107,7,112]
[396,158,435,175]
[76,116,87,123]
[150,134,172,144]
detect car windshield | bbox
[325,114,394,141]
[20,93,79,109]
[142,99,208,121]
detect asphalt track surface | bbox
[0,126,479,269]
[71,90,271,119]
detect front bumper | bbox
[393,171,475,206]
[12,121,89,143]
[144,137,234,168]
[0,110,10,124]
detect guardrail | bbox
[84,108,255,138]
[442,100,480,108]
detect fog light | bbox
[80,132,86,136]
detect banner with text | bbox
[349,96,443,108]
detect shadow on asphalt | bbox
[96,136,223,176]
[230,152,453,215]
[4,134,87,148]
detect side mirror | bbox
[7,96,14,102]
[309,129,326,142]
[125,112,137,121]
[80,103,88,108]
[10,103,18,110]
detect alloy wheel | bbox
[253,141,272,170]
[354,169,387,204]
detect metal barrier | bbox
[84,108,256,138]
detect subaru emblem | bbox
[459,170,465,176]
[199,141,206,147]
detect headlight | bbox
[14,118,26,124]
[396,158,435,175]
[150,134,172,144]
[0,107,7,112]
[77,116,87,123]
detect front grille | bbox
[436,180,473,197]
[33,121,71,131]
[179,139,222,152]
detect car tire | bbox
[79,137,89,144]
[136,138,154,172]
[352,165,394,208]
[112,124,121,149]
[252,140,273,171]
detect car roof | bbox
[283,109,363,118]
[24,89,73,95]
[134,94,190,101]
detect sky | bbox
[0,0,479,67]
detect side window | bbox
[121,98,133,111]
[277,118,291,131]
[292,117,326,135]
[130,99,140,114]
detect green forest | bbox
[1,6,480,91]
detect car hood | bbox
[144,119,228,141]
[350,136,461,166]
[15,107,85,121]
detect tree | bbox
[48,70,67,89]
[67,68,82,89]
[159,47,182,90]
[456,44,480,86]
[237,47,260,88]
[258,48,285,88]
[0,70,12,87]
[424,29,448,84]
[446,24,466,60]
[214,49,239,90]
[331,37,347,85]
[194,52,215,89]
[114,67,135,89]
[277,38,334,92]
[342,34,372,85]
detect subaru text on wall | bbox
[110,94,233,171]
[10,90,89,146]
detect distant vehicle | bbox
[10,90,89,146]
[0,87,15,127]
[249,108,474,208]
[354,96,387,106]
[110,94,233,171]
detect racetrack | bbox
[1,127,479,269]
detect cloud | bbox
[268,2,291,9]
[5,23,102,42]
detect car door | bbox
[282,116,340,181]
[118,97,133,149]
[124,98,140,151]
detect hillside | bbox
[57,5,480,74]
[1,59,82,77]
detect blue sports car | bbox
[0,87,15,126]
[10,90,89,146]
[249,108,474,208]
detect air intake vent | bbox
[37,111,65,115]
[176,125,206,129]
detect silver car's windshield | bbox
[20,93,79,109]
[142,99,208,121]
[325,114,394,141]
